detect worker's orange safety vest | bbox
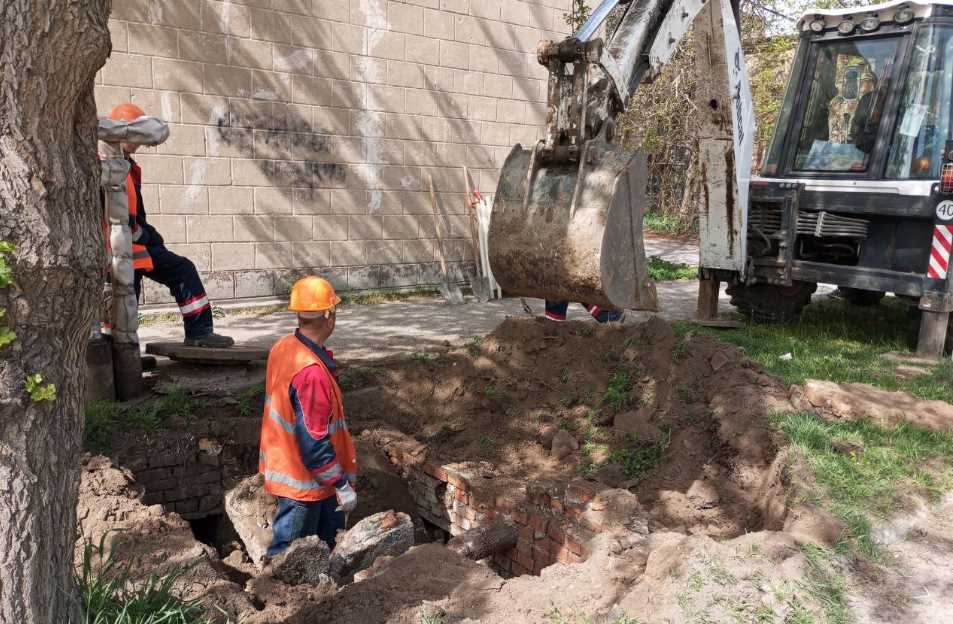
[125,175,154,272]
[259,335,357,502]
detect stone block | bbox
[439,40,469,70]
[150,58,203,93]
[331,241,366,265]
[235,270,276,298]
[316,51,350,80]
[127,24,178,58]
[159,185,208,214]
[348,265,380,289]
[232,160,275,187]
[454,15,484,45]
[149,216,186,243]
[255,188,295,215]
[272,536,332,585]
[332,23,367,55]
[130,89,181,123]
[424,8,454,39]
[406,35,439,65]
[292,75,333,106]
[403,239,435,263]
[181,93,229,125]
[275,216,314,242]
[314,163,347,189]
[211,243,256,271]
[368,31,405,61]
[166,243,211,271]
[349,216,383,240]
[350,0,387,28]
[187,216,233,243]
[292,241,331,267]
[249,7,292,43]
[366,85,405,114]
[159,124,207,157]
[256,242,294,269]
[102,53,153,89]
[153,0,203,29]
[379,263,419,287]
[204,64,253,98]
[311,0,349,21]
[293,189,331,215]
[234,216,276,242]
[228,37,274,71]
[314,215,350,241]
[210,186,254,215]
[204,0,251,38]
[95,86,131,117]
[366,240,402,264]
[178,31,227,65]
[224,474,276,567]
[313,106,350,135]
[331,80,366,109]
[329,510,414,583]
[254,130,292,160]
[111,0,150,22]
[274,45,314,75]
[252,70,292,102]
[382,215,418,240]
[204,272,235,300]
[275,267,347,296]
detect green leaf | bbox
[26,373,57,402]
[0,328,15,349]
[0,241,15,254]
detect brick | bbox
[255,242,294,269]
[405,35,438,64]
[103,53,153,89]
[454,71,484,96]
[349,216,383,240]
[187,216,233,242]
[510,561,530,576]
[180,93,229,125]
[422,65,455,91]
[332,80,366,109]
[211,242,256,270]
[440,0,468,13]
[453,15,484,45]
[137,155,185,184]
[183,157,232,187]
[112,0,150,22]
[279,103,315,133]
[275,216,314,241]
[311,0,349,21]
[335,137,367,163]
[331,189,369,215]
[316,51,350,80]
[423,8,453,39]
[253,70,292,101]
[484,74,513,99]
[249,7,293,43]
[350,0,387,28]
[388,2,422,34]
[314,215,350,240]
[314,163,347,188]
[274,45,314,75]
[313,107,350,135]
[159,124,206,157]
[204,64,252,97]
[232,159,275,187]
[153,0,203,29]
[292,241,331,267]
[128,24,178,58]
[228,37,273,71]
[235,270,275,298]
[367,31,405,62]
[166,244,211,271]
[294,188,331,215]
[234,216,276,241]
[387,61,424,88]
[254,131,292,160]
[292,16,333,48]
[204,1,251,38]
[148,216,186,243]
[349,265,381,289]
[332,23,367,55]
[439,40,468,70]
[379,263,418,287]
[275,160,315,188]
[229,99,274,129]
[471,0,501,19]
[563,525,595,557]
[498,99,525,123]
[366,240,402,264]
[205,127,254,159]
[292,75,333,106]
[159,185,208,214]
[255,187,295,214]
[381,215,417,239]
[514,550,534,572]
[468,95,497,121]
[331,241,365,265]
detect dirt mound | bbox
[346,317,795,537]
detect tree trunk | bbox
[0,2,111,622]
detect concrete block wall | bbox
[96,0,571,304]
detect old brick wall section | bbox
[96,0,569,304]
[363,428,645,577]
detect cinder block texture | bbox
[101,0,557,301]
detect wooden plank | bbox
[915,311,949,360]
[145,342,268,365]
[695,319,744,329]
[696,277,721,321]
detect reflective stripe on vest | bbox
[259,334,357,502]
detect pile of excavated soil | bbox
[345,317,795,537]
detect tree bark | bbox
[0,2,111,622]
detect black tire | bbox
[726,281,817,324]
[837,287,886,307]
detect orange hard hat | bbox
[108,102,146,121]
[289,276,341,313]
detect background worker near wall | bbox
[107,103,234,348]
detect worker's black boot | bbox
[184,332,235,348]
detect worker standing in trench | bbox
[259,276,358,557]
[105,102,234,348]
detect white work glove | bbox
[335,481,357,514]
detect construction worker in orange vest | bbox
[259,276,358,557]
[104,102,234,348]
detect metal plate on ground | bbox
[145,342,269,365]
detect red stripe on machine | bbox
[927,225,953,279]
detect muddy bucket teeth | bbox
[488,140,658,311]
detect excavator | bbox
[490,0,953,358]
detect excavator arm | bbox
[488,0,752,310]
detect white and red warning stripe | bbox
[928,224,953,280]
[178,294,210,317]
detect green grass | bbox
[644,211,697,237]
[600,372,632,413]
[84,388,193,455]
[237,383,265,418]
[465,335,484,356]
[674,297,953,404]
[77,536,216,624]
[340,287,440,306]
[776,412,953,557]
[798,545,853,624]
[647,256,698,282]
[609,427,672,482]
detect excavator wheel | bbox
[837,287,886,307]
[726,281,817,324]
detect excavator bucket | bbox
[488,140,658,311]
